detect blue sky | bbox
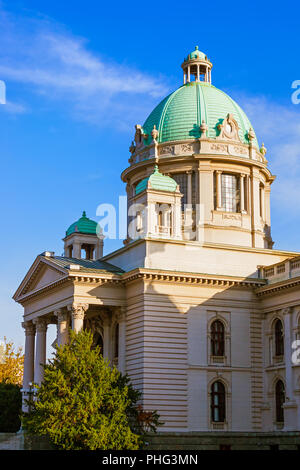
[0,0,300,352]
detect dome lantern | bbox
[63,211,104,260]
[181,46,212,84]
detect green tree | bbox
[0,383,22,432]
[23,330,161,450]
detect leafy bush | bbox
[0,382,22,432]
[23,329,161,449]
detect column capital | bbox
[292,306,300,316]
[282,307,292,316]
[102,310,112,326]
[116,306,126,322]
[186,170,193,175]
[67,303,89,320]
[216,170,222,175]
[54,309,68,323]
[240,173,246,178]
[22,321,36,336]
[33,318,48,333]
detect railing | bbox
[261,256,300,284]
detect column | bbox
[196,64,200,82]
[102,313,111,360]
[183,71,186,84]
[185,171,193,239]
[95,238,104,259]
[197,161,213,241]
[68,303,88,333]
[22,321,35,390]
[54,309,69,346]
[240,173,246,213]
[187,66,190,83]
[173,195,182,239]
[260,184,265,220]
[216,170,222,210]
[250,167,262,247]
[264,183,271,237]
[72,241,81,259]
[33,318,48,385]
[187,171,192,206]
[147,201,156,236]
[283,307,297,430]
[117,307,126,374]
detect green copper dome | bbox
[136,165,178,195]
[142,81,258,148]
[185,45,207,61]
[66,211,98,237]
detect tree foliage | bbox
[0,338,24,385]
[0,383,22,432]
[23,330,161,450]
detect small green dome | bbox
[66,211,98,237]
[136,165,178,195]
[142,81,258,148]
[186,46,207,61]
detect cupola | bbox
[181,46,212,84]
[63,211,104,260]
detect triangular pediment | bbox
[13,256,68,301]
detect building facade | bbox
[14,48,300,445]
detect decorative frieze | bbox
[159,145,175,156]
[222,213,241,221]
[210,143,228,153]
[181,143,194,153]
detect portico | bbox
[15,252,127,411]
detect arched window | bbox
[275,319,284,356]
[114,323,119,359]
[211,381,226,423]
[275,380,285,423]
[211,320,225,356]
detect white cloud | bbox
[234,93,300,213]
[0,7,170,126]
[0,100,27,114]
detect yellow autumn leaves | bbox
[0,338,24,385]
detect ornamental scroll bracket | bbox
[217,113,241,142]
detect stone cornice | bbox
[13,255,67,300]
[255,275,300,297]
[16,276,71,304]
[121,268,265,289]
[15,263,267,306]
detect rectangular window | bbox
[172,173,188,208]
[221,173,240,213]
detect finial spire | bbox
[82,211,87,217]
